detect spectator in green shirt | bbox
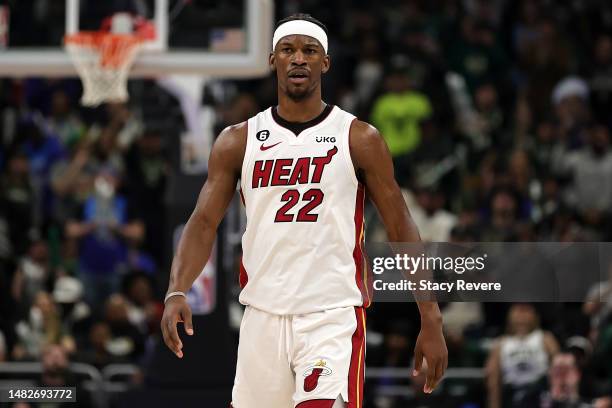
[370,64,433,164]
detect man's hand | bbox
[160,296,194,358]
[413,316,448,394]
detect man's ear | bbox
[269,52,276,71]
[321,54,331,74]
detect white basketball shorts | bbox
[231,305,366,408]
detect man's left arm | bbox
[349,119,448,393]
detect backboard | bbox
[0,0,273,78]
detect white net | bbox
[65,33,143,107]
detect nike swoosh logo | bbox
[260,141,282,151]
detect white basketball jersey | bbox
[500,329,549,386]
[238,106,371,315]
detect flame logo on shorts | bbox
[303,360,333,392]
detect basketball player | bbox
[161,14,448,408]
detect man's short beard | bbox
[287,87,311,101]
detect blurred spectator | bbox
[555,124,612,232]
[50,139,96,226]
[539,352,591,408]
[480,187,522,241]
[588,35,612,123]
[446,15,507,95]
[368,320,415,408]
[565,337,593,373]
[511,97,534,150]
[123,272,163,335]
[126,242,157,276]
[10,117,66,228]
[76,322,120,369]
[55,238,80,278]
[65,168,144,310]
[35,343,93,407]
[404,187,457,242]
[382,320,412,369]
[54,116,128,196]
[450,224,480,242]
[220,93,260,127]
[387,4,454,123]
[370,59,432,175]
[520,19,573,120]
[40,343,72,386]
[471,83,506,150]
[0,152,36,254]
[12,118,65,186]
[408,118,459,196]
[442,302,485,367]
[45,90,85,147]
[103,294,146,362]
[473,150,500,202]
[541,206,587,242]
[486,303,560,408]
[507,149,537,203]
[552,77,591,149]
[347,35,383,115]
[11,238,52,310]
[52,276,91,342]
[125,129,168,262]
[534,175,563,227]
[512,0,541,58]
[565,336,599,401]
[89,126,125,175]
[532,119,562,174]
[583,263,612,341]
[12,291,75,360]
[105,103,143,152]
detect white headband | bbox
[272,20,328,54]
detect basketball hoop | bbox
[64,14,155,106]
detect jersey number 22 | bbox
[275,189,324,222]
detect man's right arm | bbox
[161,122,246,358]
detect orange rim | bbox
[64,32,144,68]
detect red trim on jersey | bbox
[238,188,248,289]
[348,307,366,408]
[352,183,372,307]
[239,188,246,207]
[239,257,248,288]
[295,399,336,408]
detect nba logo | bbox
[187,253,216,315]
[173,225,217,315]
